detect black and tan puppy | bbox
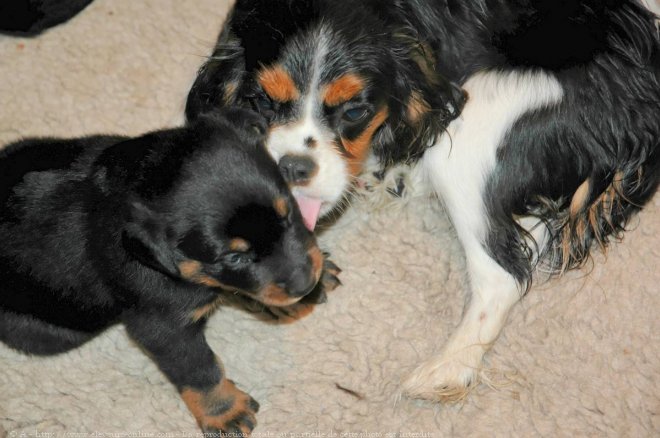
[0,108,325,434]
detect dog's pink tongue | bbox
[293,194,322,231]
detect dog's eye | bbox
[251,95,273,115]
[342,107,369,123]
[223,252,252,267]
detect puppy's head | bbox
[186,0,466,229]
[120,108,322,306]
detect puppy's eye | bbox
[342,107,369,123]
[251,95,274,116]
[223,252,253,267]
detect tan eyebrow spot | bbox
[229,238,250,252]
[322,74,365,107]
[273,197,289,218]
[342,107,389,175]
[257,65,300,102]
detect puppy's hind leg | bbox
[0,310,96,355]
[402,71,561,402]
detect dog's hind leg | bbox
[0,310,95,355]
[402,71,562,401]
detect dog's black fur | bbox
[0,108,324,433]
[0,0,95,36]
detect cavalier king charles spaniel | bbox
[186,0,660,401]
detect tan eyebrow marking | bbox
[229,238,250,252]
[257,65,300,102]
[322,74,365,107]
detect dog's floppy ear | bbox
[373,38,467,166]
[185,24,246,121]
[186,0,321,121]
[122,201,179,277]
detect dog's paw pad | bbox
[401,358,479,403]
[182,379,259,435]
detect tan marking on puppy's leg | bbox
[322,74,365,106]
[257,65,300,103]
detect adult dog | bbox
[186,0,660,401]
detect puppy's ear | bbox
[122,201,178,277]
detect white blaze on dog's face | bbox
[185,5,464,230]
[248,29,391,231]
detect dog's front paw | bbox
[182,379,259,435]
[319,258,342,295]
[401,350,481,403]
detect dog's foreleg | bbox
[124,311,259,434]
[402,71,562,401]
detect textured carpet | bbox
[1,0,659,436]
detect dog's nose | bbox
[281,279,317,298]
[276,263,318,298]
[278,155,317,185]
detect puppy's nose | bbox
[278,155,317,185]
[281,279,316,298]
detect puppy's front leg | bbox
[124,312,259,434]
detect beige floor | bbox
[1,0,658,436]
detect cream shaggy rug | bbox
[1,1,659,436]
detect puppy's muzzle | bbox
[257,244,323,306]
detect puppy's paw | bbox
[401,351,481,403]
[182,379,259,435]
[318,258,342,296]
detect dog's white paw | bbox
[402,349,482,402]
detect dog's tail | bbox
[539,150,660,274]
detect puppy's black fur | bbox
[0,108,323,433]
[0,0,95,36]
